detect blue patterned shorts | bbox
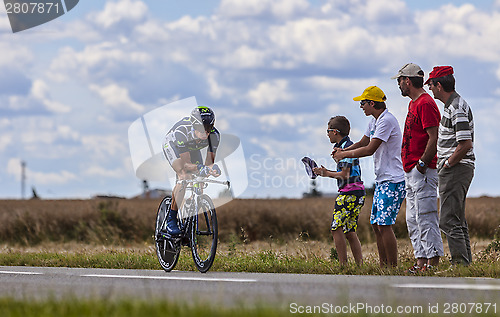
[371,181,406,225]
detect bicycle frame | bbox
[159,177,229,234]
[155,175,229,273]
[179,177,229,215]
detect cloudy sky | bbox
[1,0,500,199]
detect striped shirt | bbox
[334,136,364,193]
[437,92,475,168]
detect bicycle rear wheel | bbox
[155,196,180,272]
[190,194,218,273]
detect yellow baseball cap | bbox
[353,86,387,102]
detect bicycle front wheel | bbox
[155,196,180,272]
[190,194,218,273]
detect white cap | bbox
[391,63,424,79]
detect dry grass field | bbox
[0,196,498,246]
[0,197,499,277]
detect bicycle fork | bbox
[196,211,213,236]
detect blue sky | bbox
[1,0,500,199]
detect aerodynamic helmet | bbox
[190,106,215,132]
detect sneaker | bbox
[406,264,421,274]
[420,264,435,273]
[301,157,318,179]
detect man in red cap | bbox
[426,66,475,266]
[393,63,444,274]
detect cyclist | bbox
[162,106,221,235]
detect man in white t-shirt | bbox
[334,86,406,267]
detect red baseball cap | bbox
[425,66,454,84]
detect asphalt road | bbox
[1,266,499,313]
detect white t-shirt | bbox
[364,109,405,183]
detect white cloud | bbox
[216,117,230,131]
[6,158,25,181]
[49,43,151,82]
[361,0,408,23]
[267,16,411,69]
[306,76,379,94]
[1,80,70,114]
[206,70,236,99]
[0,9,10,32]
[247,79,292,107]
[19,121,80,147]
[7,158,77,185]
[216,45,267,69]
[56,125,80,141]
[167,15,204,34]
[31,80,49,100]
[415,4,500,62]
[219,0,269,17]
[218,0,309,19]
[90,83,145,113]
[258,113,302,131]
[0,43,33,68]
[31,80,71,113]
[84,165,125,178]
[134,20,170,42]
[0,118,9,126]
[0,134,12,152]
[30,170,78,185]
[326,103,341,114]
[81,134,128,158]
[92,0,148,29]
[3,0,500,198]
[43,100,72,113]
[249,137,297,159]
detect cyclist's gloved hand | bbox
[212,164,221,177]
[197,164,211,177]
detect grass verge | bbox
[1,239,499,277]
[1,298,499,317]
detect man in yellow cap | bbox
[334,86,406,267]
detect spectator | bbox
[392,63,444,273]
[426,66,475,265]
[334,86,406,267]
[313,116,366,266]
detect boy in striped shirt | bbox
[314,116,365,266]
[426,66,475,265]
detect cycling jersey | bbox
[162,117,220,165]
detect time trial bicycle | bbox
[155,175,230,273]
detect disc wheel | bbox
[155,196,180,272]
[190,194,218,273]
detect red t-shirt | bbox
[401,93,441,172]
